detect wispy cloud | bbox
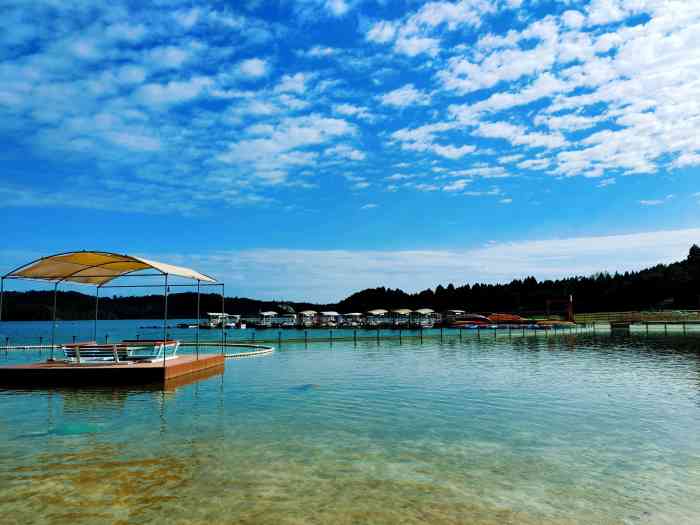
[148,228,700,301]
[640,195,674,206]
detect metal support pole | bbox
[0,277,4,322]
[221,284,225,350]
[163,274,169,366]
[196,280,200,360]
[353,330,356,345]
[50,282,58,360]
[459,328,462,342]
[94,286,100,341]
[420,326,423,343]
[440,327,443,343]
[329,330,333,345]
[399,328,402,344]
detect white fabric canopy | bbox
[4,251,216,285]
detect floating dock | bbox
[0,354,225,387]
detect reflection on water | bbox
[1,335,700,524]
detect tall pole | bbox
[163,274,169,366]
[221,283,225,349]
[94,286,100,341]
[51,282,58,360]
[196,280,201,360]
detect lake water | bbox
[1,321,699,524]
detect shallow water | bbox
[1,323,700,524]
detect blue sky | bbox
[1,0,699,301]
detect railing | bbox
[575,310,700,323]
[1,325,604,352]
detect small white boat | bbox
[203,313,246,329]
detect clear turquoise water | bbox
[1,321,700,524]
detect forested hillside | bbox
[2,246,698,320]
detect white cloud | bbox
[174,8,201,29]
[135,77,212,106]
[303,45,337,57]
[275,73,314,94]
[390,121,475,158]
[562,10,585,29]
[432,144,476,159]
[325,0,350,16]
[105,23,147,42]
[476,121,566,150]
[360,203,378,209]
[640,195,674,206]
[597,178,616,187]
[380,84,431,107]
[394,36,440,57]
[672,152,700,169]
[439,19,558,94]
[325,144,366,161]
[442,179,471,192]
[517,158,550,170]
[333,103,373,121]
[219,114,356,183]
[385,173,416,181]
[368,0,498,57]
[147,46,191,69]
[412,183,440,192]
[366,21,398,43]
[238,58,269,78]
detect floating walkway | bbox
[181,342,274,359]
[0,354,225,387]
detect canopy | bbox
[415,308,434,315]
[367,309,388,315]
[3,251,216,285]
[392,308,412,315]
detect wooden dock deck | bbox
[0,354,225,387]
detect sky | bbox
[1,0,699,302]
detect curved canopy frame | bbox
[0,251,223,361]
[2,251,215,286]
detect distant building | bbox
[443,309,466,323]
[298,310,318,327]
[391,309,412,327]
[259,311,277,328]
[412,308,441,327]
[319,311,340,326]
[366,309,388,327]
[343,312,364,327]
